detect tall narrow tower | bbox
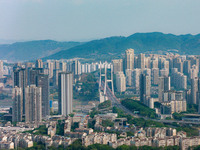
[58,72,73,116]
[12,87,23,122]
[125,48,134,70]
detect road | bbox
[96,72,200,125]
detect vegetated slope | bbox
[0,40,81,62]
[45,32,200,61]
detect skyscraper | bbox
[0,60,3,78]
[72,60,81,75]
[137,53,145,70]
[29,68,43,85]
[35,59,43,68]
[54,60,60,70]
[183,60,191,76]
[132,69,142,94]
[25,85,42,123]
[158,76,171,102]
[124,49,134,70]
[47,60,54,78]
[36,74,49,118]
[58,72,73,116]
[116,72,126,92]
[112,59,123,74]
[12,87,23,122]
[125,69,132,87]
[53,69,60,87]
[140,74,151,103]
[191,77,198,104]
[14,68,27,114]
[151,68,159,85]
[60,61,67,72]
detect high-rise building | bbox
[140,74,151,103]
[132,69,142,94]
[54,60,60,70]
[125,69,132,87]
[60,61,67,72]
[137,53,145,70]
[183,60,191,76]
[53,69,60,87]
[58,72,73,116]
[12,87,23,122]
[0,60,3,78]
[72,60,81,75]
[35,59,43,68]
[160,68,169,77]
[36,74,49,118]
[25,85,42,123]
[158,76,171,102]
[112,59,123,74]
[173,57,183,73]
[150,58,158,69]
[29,68,43,85]
[143,68,151,76]
[14,68,27,114]
[116,72,126,92]
[173,72,187,90]
[151,68,159,85]
[25,62,34,69]
[191,77,198,104]
[47,60,54,78]
[124,49,134,70]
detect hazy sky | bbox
[0,0,199,42]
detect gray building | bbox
[36,74,49,118]
[12,87,23,122]
[140,74,151,103]
[158,76,171,102]
[25,85,42,123]
[14,68,28,114]
[191,77,199,104]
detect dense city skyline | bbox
[1,1,200,149]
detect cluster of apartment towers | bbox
[12,60,80,123]
[113,49,200,113]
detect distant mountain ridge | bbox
[1,32,200,62]
[45,32,200,61]
[0,40,81,62]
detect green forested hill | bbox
[45,32,200,61]
[0,40,81,62]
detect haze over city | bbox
[0,0,199,42]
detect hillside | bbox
[1,32,200,62]
[0,40,81,62]
[45,32,200,61]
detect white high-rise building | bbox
[125,49,134,70]
[58,72,73,116]
[116,72,126,92]
[47,60,54,78]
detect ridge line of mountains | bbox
[0,32,200,62]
